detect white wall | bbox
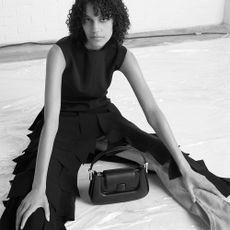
[0,0,226,45]
[0,0,74,45]
[126,0,226,33]
[224,0,230,25]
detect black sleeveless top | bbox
[55,36,127,104]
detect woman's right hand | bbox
[16,189,50,230]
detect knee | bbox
[22,207,46,229]
[23,206,67,230]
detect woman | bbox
[0,0,229,229]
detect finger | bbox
[190,191,196,203]
[20,207,36,229]
[16,204,25,230]
[44,202,50,222]
[18,203,30,217]
[17,201,25,214]
[17,205,30,230]
[16,212,22,230]
[187,184,196,203]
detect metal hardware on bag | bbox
[97,172,103,176]
[88,169,94,181]
[117,183,126,192]
[144,162,148,173]
[88,149,149,179]
[89,169,104,180]
[88,147,150,204]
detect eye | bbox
[99,17,109,22]
[83,17,91,23]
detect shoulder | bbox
[122,48,136,63]
[46,44,66,73]
[114,44,138,72]
[119,48,140,75]
[45,36,72,69]
[55,35,72,54]
[112,42,128,71]
[53,35,73,67]
[116,43,127,56]
[55,35,72,46]
[48,44,65,63]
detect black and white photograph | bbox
[0,0,230,229]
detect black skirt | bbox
[1,97,230,229]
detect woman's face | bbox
[82,3,113,50]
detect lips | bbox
[91,36,104,39]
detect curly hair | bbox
[65,0,130,45]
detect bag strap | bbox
[88,145,149,179]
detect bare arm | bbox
[119,49,191,175]
[31,44,66,192]
[118,49,228,203]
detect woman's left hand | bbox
[182,169,227,203]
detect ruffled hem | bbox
[2,107,78,224]
[2,101,230,228]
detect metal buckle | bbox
[88,169,94,181]
[144,162,148,173]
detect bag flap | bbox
[103,167,140,192]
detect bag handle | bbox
[88,145,149,180]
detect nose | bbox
[92,21,101,34]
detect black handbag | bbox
[88,145,149,204]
